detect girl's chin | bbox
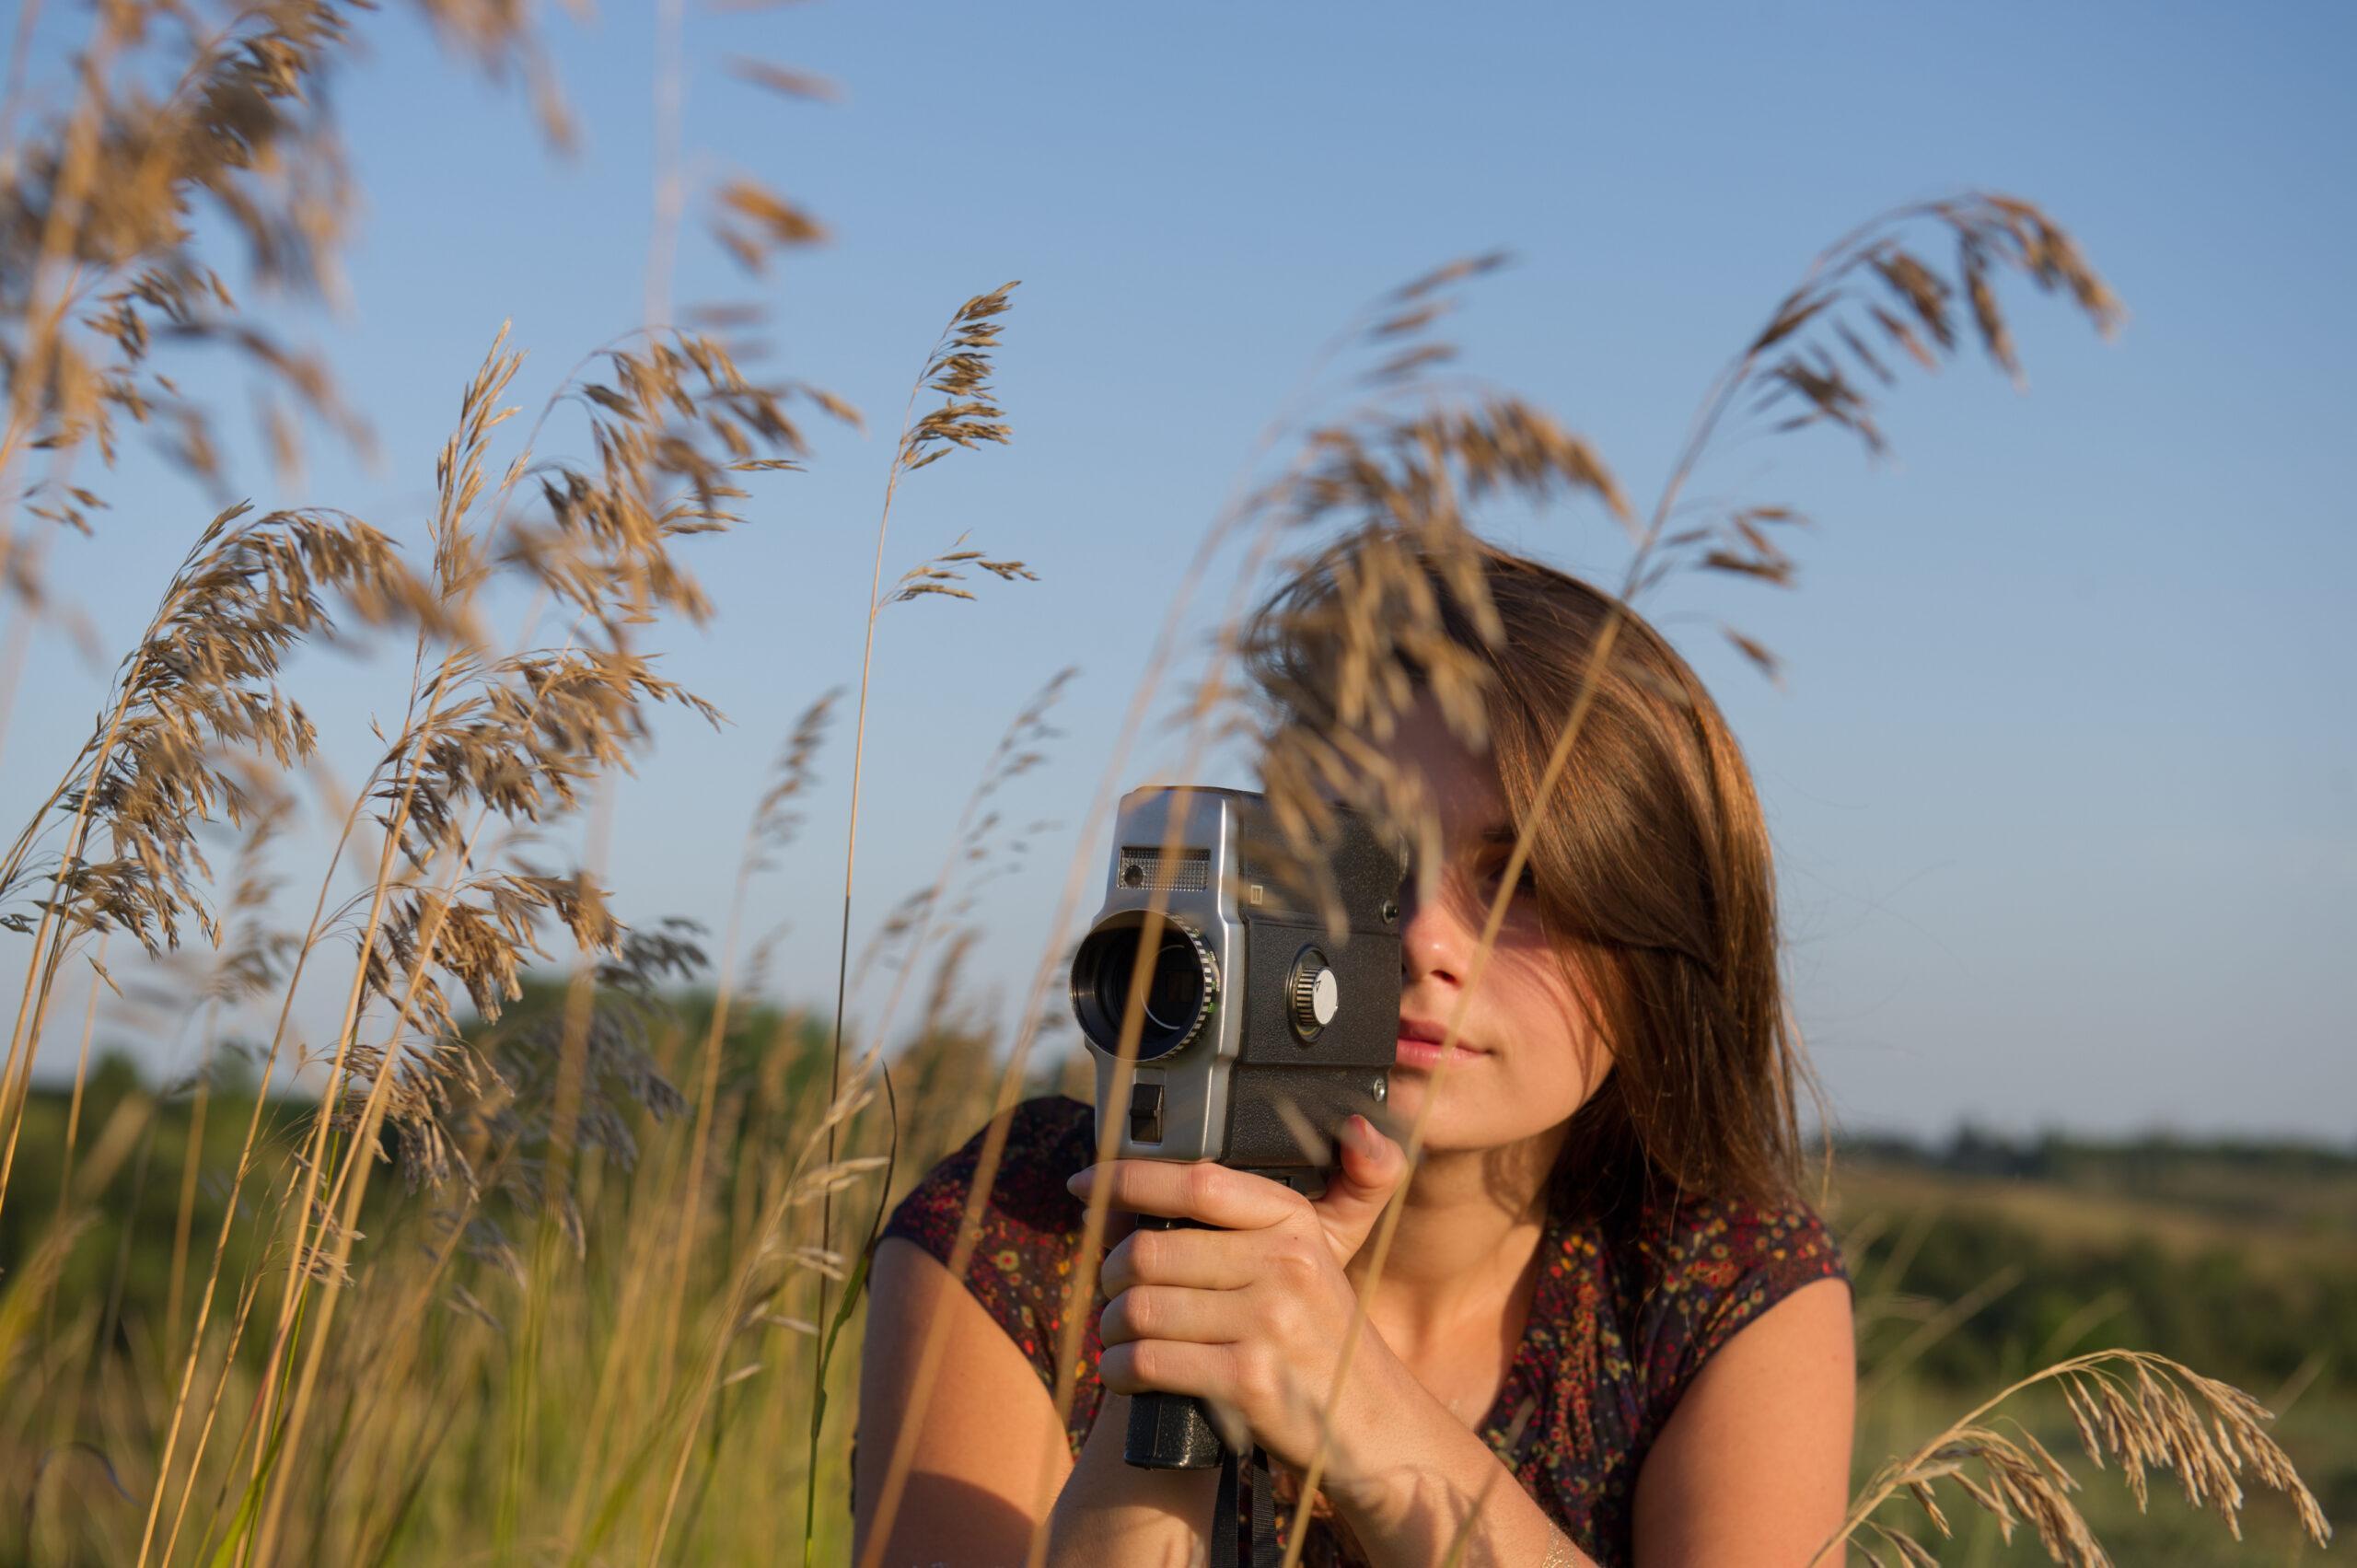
[1374,1081,1558,1156]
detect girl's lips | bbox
[1395,1035,1482,1071]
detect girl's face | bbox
[1378,691,1611,1158]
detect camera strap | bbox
[1210,1441,1283,1568]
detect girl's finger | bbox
[1098,1338,1251,1405]
[1312,1114,1407,1258]
[1097,1225,1260,1295]
[1089,1206,1138,1258]
[1097,1283,1248,1349]
[1067,1157,1306,1231]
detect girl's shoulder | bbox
[1599,1181,1850,1433]
[881,1094,1097,1265]
[1623,1182,1848,1300]
[877,1096,1103,1402]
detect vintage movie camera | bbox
[1068,785,1405,1470]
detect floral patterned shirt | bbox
[872,1095,1846,1566]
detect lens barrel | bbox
[1070,912,1217,1060]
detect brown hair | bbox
[1244,526,1817,1212]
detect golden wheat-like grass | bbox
[1822,1349,2330,1567]
[0,5,2331,1566]
[0,6,895,1560]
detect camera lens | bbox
[1070,913,1215,1059]
[1140,934,1201,1030]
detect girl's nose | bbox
[1398,869,1469,989]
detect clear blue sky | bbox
[7,0,2351,1140]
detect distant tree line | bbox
[1840,1123,2357,1180]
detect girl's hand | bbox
[1068,1114,1416,1510]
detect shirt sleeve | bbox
[1631,1191,1850,1439]
[877,1094,1098,1397]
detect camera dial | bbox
[1288,947,1340,1041]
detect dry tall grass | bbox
[0,6,2331,1566]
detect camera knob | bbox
[1288,950,1340,1040]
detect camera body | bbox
[1069,785,1404,1189]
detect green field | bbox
[1833,1134,2355,1564]
[1,1031,2347,1562]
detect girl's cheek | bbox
[1482,901,1553,951]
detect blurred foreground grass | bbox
[1,993,2345,1562]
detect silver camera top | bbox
[1070,784,1402,1173]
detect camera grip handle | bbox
[1120,1214,1225,1469]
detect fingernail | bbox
[1064,1169,1089,1195]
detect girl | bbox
[855,532,1855,1566]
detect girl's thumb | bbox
[1313,1113,1407,1256]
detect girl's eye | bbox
[1481,859,1538,897]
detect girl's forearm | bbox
[1045,1392,1219,1568]
[1332,1398,1598,1568]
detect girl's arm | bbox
[853,1237,1213,1568]
[1629,1275,1854,1564]
[1321,1379,1605,1568]
[1337,1275,1852,1567]
[1042,1388,1218,1566]
[853,1237,1069,1564]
